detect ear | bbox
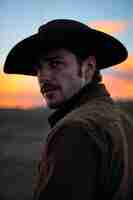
[81,56,96,82]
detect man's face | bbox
[37,48,90,108]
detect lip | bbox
[41,83,59,93]
[44,88,54,92]
[41,86,58,95]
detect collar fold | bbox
[48,82,112,128]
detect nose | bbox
[37,67,52,82]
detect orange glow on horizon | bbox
[0,94,45,108]
[1,70,133,108]
[0,71,46,108]
[88,20,129,34]
[0,72,39,95]
[117,54,133,71]
[103,74,133,100]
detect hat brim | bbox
[4,23,128,76]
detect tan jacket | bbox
[33,83,133,200]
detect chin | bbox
[47,101,62,109]
[47,99,66,109]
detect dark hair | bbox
[73,52,102,83]
[92,69,102,83]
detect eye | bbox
[50,60,63,68]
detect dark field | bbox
[0,101,133,200]
[0,107,52,200]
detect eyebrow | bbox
[41,55,63,62]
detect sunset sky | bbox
[0,0,133,108]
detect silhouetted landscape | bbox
[0,101,133,200]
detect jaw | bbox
[44,89,65,109]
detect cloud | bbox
[103,54,133,100]
[104,54,133,83]
[103,73,133,100]
[88,20,129,34]
[116,54,133,72]
[108,70,133,82]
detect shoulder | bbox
[47,119,94,150]
[47,116,110,161]
[62,98,121,132]
[47,98,124,156]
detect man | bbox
[3,19,133,199]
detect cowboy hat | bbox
[3,19,128,76]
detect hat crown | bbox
[38,19,91,33]
[37,19,94,50]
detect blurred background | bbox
[0,0,133,199]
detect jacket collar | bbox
[48,82,112,128]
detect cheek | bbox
[57,72,82,97]
[58,67,80,82]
